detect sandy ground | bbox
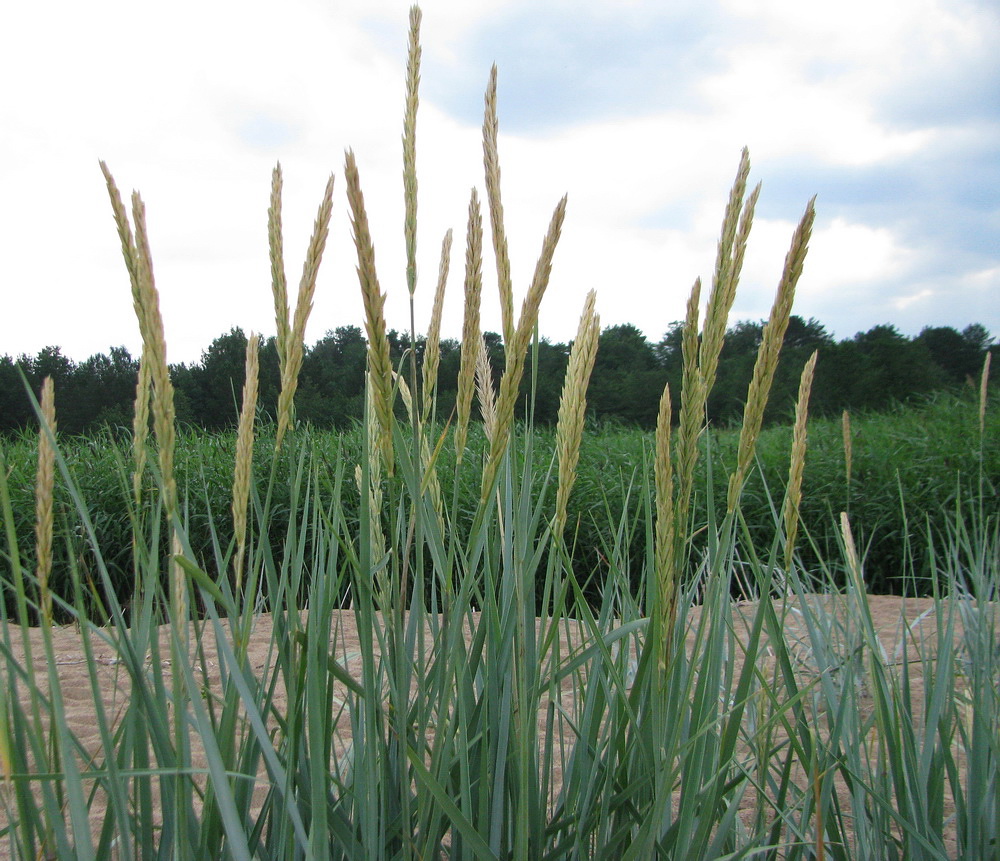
[1,594,986,858]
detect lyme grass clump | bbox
[1,7,998,858]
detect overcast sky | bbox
[2,0,997,365]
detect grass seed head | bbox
[269,163,290,382]
[727,196,816,512]
[346,150,396,471]
[783,350,818,571]
[421,229,452,424]
[276,173,335,450]
[554,289,600,539]
[483,66,515,351]
[475,333,497,447]
[403,4,421,297]
[456,189,484,464]
[481,195,567,502]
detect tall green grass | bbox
[1,7,997,858]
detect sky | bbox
[2,0,997,365]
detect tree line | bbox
[0,318,994,436]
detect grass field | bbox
[1,388,995,614]
[1,7,997,858]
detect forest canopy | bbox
[1,318,994,435]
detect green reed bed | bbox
[1,7,998,858]
[2,390,994,616]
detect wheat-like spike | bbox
[131,194,183,624]
[980,352,991,436]
[100,162,143,315]
[346,150,395,471]
[672,277,705,571]
[840,511,865,593]
[783,350,818,572]
[422,229,452,425]
[654,382,676,671]
[403,4,421,298]
[482,195,567,502]
[554,290,599,539]
[269,163,290,383]
[130,193,178,521]
[35,377,56,628]
[276,173,335,450]
[132,345,151,507]
[700,149,752,395]
[232,333,259,595]
[729,180,761,301]
[456,190,483,464]
[102,163,181,612]
[483,66,515,352]
[727,197,816,512]
[476,332,497,447]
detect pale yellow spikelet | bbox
[654,383,676,670]
[673,278,705,561]
[553,289,600,539]
[232,333,259,594]
[269,163,290,382]
[130,192,185,623]
[980,351,991,436]
[421,229,452,424]
[727,197,816,512]
[102,165,183,619]
[483,66,515,351]
[783,350,818,572]
[132,345,152,507]
[35,376,56,628]
[456,189,483,464]
[481,195,567,502]
[346,151,395,472]
[840,511,865,594]
[403,4,421,298]
[276,173,336,450]
[700,150,754,395]
[476,333,497,446]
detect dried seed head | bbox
[554,289,599,539]
[403,5,421,297]
[483,66,515,351]
[269,163,290,382]
[456,190,483,464]
[475,333,497,447]
[346,150,395,471]
[277,173,335,450]
[727,196,815,512]
[422,229,452,424]
[783,350,818,571]
[482,195,567,502]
